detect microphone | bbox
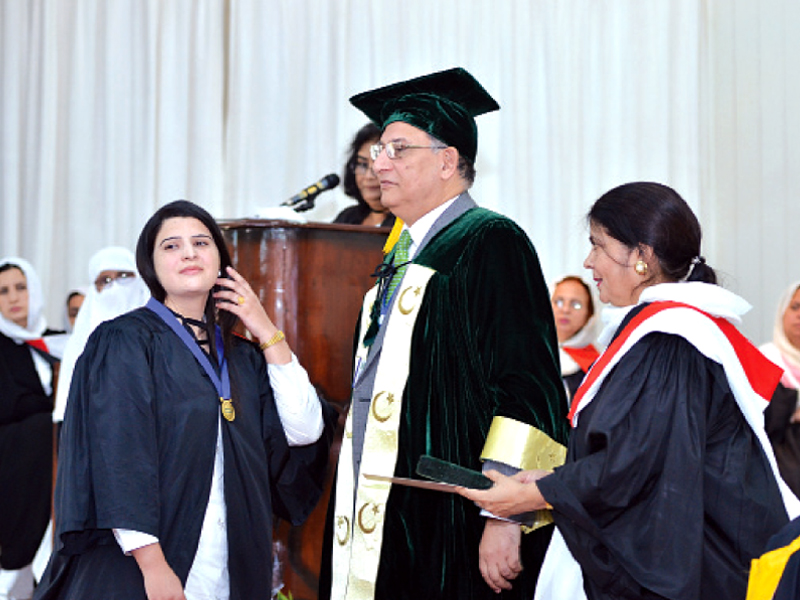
[281,173,341,212]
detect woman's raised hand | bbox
[214,266,291,364]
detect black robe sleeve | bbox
[537,332,788,600]
[35,316,179,600]
[247,345,337,526]
[55,319,165,543]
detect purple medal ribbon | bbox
[146,298,235,420]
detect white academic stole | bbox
[330,264,436,600]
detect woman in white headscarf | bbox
[53,247,149,423]
[0,257,67,600]
[551,275,602,402]
[762,281,800,497]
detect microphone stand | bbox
[290,194,319,213]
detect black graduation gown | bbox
[537,307,789,600]
[34,308,334,600]
[0,331,56,570]
[764,382,800,497]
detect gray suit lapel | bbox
[415,192,476,254]
[354,192,477,389]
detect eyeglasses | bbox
[553,298,584,311]
[95,271,136,292]
[353,160,373,175]
[370,141,447,161]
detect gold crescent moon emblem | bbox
[397,285,422,315]
[335,515,350,545]
[357,502,380,534]
[371,391,395,422]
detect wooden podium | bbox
[221,219,388,600]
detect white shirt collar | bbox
[404,195,460,258]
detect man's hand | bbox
[479,519,522,593]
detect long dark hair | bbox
[342,122,381,205]
[587,182,717,284]
[135,200,238,358]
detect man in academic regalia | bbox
[320,68,569,600]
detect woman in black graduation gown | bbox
[35,201,335,600]
[458,182,799,600]
[0,257,64,598]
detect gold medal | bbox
[220,397,235,422]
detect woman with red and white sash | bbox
[550,275,601,403]
[0,257,68,599]
[458,183,800,600]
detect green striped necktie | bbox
[386,229,412,301]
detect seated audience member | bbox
[333,123,395,227]
[762,281,800,497]
[64,288,86,332]
[551,275,600,401]
[0,257,66,600]
[53,247,149,424]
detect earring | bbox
[634,260,648,276]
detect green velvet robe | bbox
[326,206,570,600]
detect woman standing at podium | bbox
[35,200,335,600]
[334,123,395,227]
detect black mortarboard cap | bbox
[349,67,499,162]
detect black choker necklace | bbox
[168,308,210,346]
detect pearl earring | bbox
[634,260,648,276]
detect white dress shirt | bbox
[404,196,458,260]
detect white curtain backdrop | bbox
[2,0,799,343]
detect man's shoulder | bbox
[437,205,529,249]
[416,206,534,272]
[458,206,520,230]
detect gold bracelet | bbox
[259,330,285,351]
